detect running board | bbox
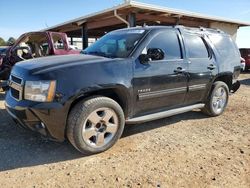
[126,104,205,124]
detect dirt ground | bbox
[0,73,249,188]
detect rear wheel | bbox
[67,96,125,154]
[202,81,229,116]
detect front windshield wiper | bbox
[82,51,116,58]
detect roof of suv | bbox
[112,25,227,35]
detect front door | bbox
[132,29,189,117]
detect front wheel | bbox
[67,96,125,155]
[202,81,229,117]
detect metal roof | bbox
[43,1,250,35]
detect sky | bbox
[0,0,250,47]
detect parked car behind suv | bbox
[5,26,241,154]
[0,31,80,82]
[239,48,250,71]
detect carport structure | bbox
[44,1,250,49]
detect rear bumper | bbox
[231,80,241,93]
[5,92,68,141]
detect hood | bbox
[14,54,111,74]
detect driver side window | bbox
[143,30,182,60]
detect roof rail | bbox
[199,26,205,31]
[174,25,185,29]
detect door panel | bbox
[131,29,189,117]
[186,58,215,104]
[133,59,188,116]
[181,32,216,105]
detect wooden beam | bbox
[136,13,209,27]
[127,12,136,27]
[59,26,80,33]
[87,17,125,30]
[136,13,177,24]
[81,23,88,49]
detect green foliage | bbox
[7,37,16,46]
[0,37,6,46]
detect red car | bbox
[240,48,250,71]
[0,31,80,81]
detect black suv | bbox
[5,26,241,154]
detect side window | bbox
[144,30,182,60]
[184,34,209,59]
[209,34,240,62]
[52,34,65,50]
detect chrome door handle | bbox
[207,64,216,70]
[174,67,186,73]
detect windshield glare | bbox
[82,30,146,58]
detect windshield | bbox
[82,29,146,58]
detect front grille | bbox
[11,75,22,84]
[9,74,23,101]
[10,88,20,99]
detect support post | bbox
[127,13,136,27]
[81,23,88,49]
[70,37,73,45]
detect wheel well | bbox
[68,88,127,118]
[214,75,232,90]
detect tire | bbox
[202,81,229,117]
[67,96,125,155]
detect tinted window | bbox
[184,34,209,58]
[209,34,239,62]
[145,30,182,60]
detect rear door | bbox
[181,32,216,105]
[132,29,189,116]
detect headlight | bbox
[24,80,56,102]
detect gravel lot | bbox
[0,73,249,188]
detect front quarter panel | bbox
[44,59,133,139]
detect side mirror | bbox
[147,48,165,61]
[139,48,165,64]
[139,54,150,64]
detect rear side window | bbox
[145,30,182,60]
[184,34,209,58]
[208,34,239,62]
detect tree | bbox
[0,37,6,46]
[7,37,16,46]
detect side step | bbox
[126,103,205,124]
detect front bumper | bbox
[5,92,68,141]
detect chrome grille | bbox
[9,75,23,101]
